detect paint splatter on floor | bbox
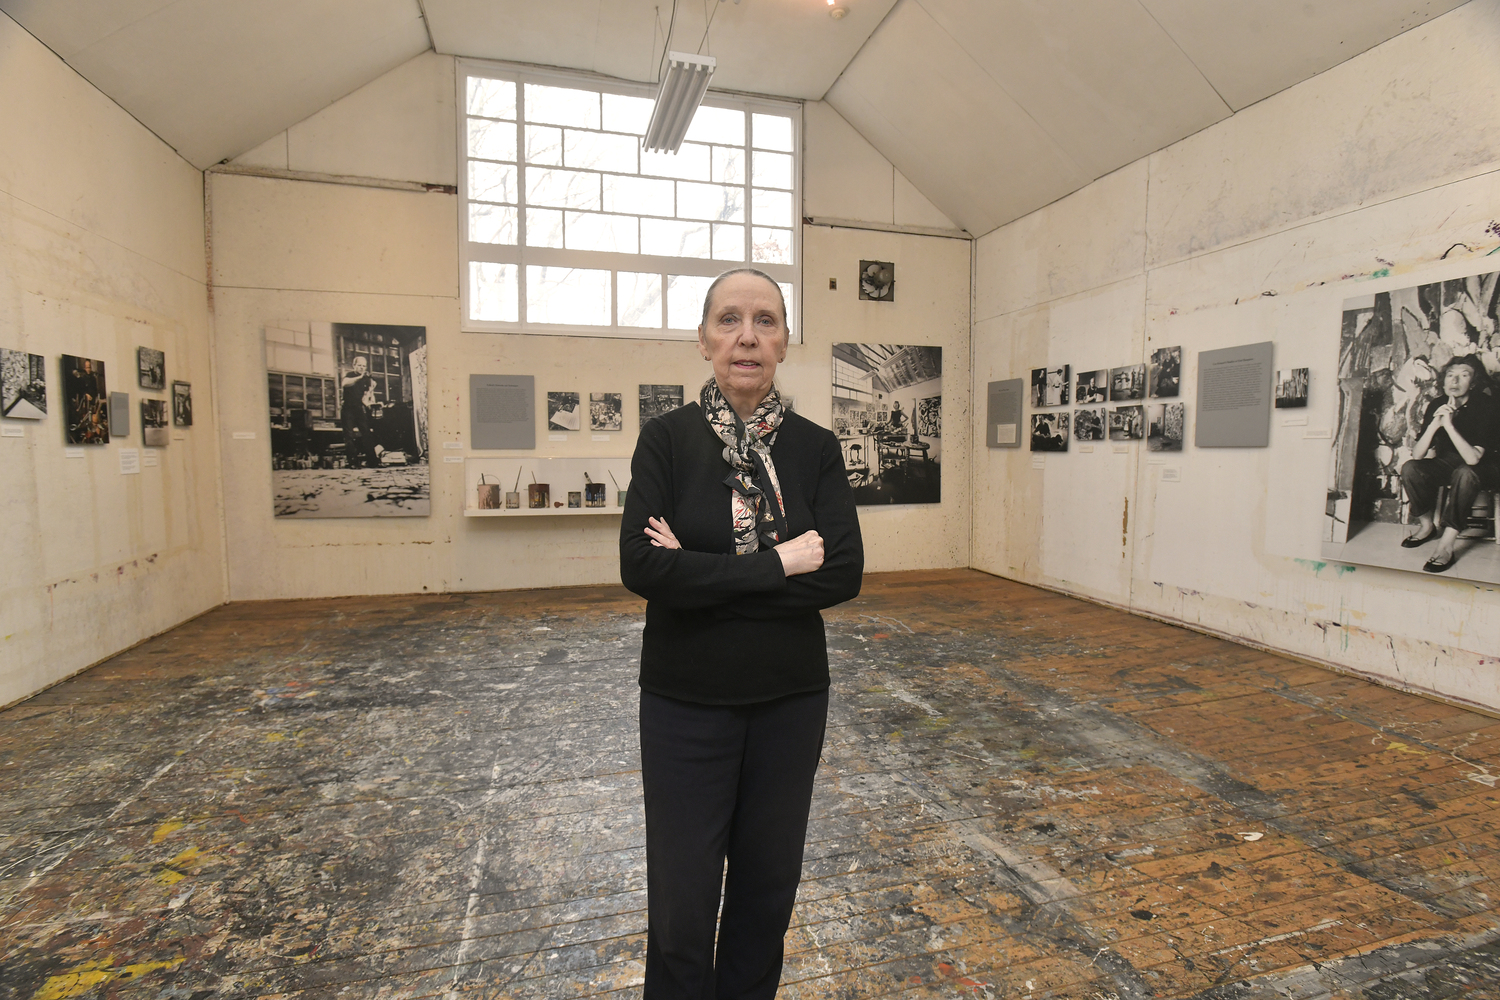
[3,570,1499,999]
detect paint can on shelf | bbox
[477,474,500,510]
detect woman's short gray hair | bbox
[700,268,787,329]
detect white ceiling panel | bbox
[0,0,429,167]
[1141,0,1470,111]
[421,0,899,99]
[827,0,1092,236]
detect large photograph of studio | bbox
[831,343,941,505]
[264,321,430,518]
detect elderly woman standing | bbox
[619,268,864,999]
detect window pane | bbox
[603,93,654,135]
[685,105,745,145]
[641,143,710,181]
[527,167,600,210]
[268,373,284,410]
[642,219,711,259]
[751,188,794,228]
[468,77,516,119]
[752,114,794,152]
[526,266,610,325]
[525,125,562,165]
[618,271,663,328]
[324,381,337,416]
[526,208,564,247]
[751,227,792,264]
[712,223,744,261]
[468,117,516,162]
[712,146,744,184]
[469,161,517,203]
[751,151,793,190]
[566,212,638,253]
[469,203,518,244]
[603,174,674,216]
[471,262,518,322]
[525,84,600,129]
[667,274,715,329]
[287,375,305,409]
[779,282,795,338]
[677,181,744,223]
[565,130,638,173]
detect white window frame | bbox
[456,58,802,343]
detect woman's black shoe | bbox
[1401,530,1436,548]
[1423,553,1456,573]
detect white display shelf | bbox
[463,456,631,517]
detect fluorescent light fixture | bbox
[643,51,716,154]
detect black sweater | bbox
[619,403,865,704]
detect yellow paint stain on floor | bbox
[154,869,187,885]
[33,957,183,1000]
[150,820,184,844]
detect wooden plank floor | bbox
[4,569,1500,999]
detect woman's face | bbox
[699,273,787,405]
[1444,363,1476,398]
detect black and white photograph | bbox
[61,355,108,444]
[638,383,684,424]
[137,347,165,391]
[1109,404,1145,441]
[1322,271,1500,584]
[1149,346,1182,398]
[141,398,169,447]
[1074,407,1105,441]
[264,321,429,518]
[832,343,941,505]
[858,260,895,301]
[1030,365,1070,407]
[1075,368,1109,404]
[590,392,623,432]
[1275,368,1310,408]
[1110,364,1146,401]
[2,349,47,419]
[1030,412,1069,452]
[1147,402,1185,452]
[547,391,581,431]
[172,381,193,426]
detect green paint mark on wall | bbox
[1371,268,1391,278]
[1294,558,1356,578]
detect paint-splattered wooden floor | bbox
[4,569,1500,999]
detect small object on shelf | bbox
[553,500,564,508]
[507,467,522,508]
[610,470,627,507]
[568,491,582,508]
[585,482,606,507]
[529,481,549,508]
[477,473,500,509]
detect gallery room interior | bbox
[3,0,1500,995]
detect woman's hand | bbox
[774,530,824,577]
[645,516,682,549]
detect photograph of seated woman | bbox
[1399,354,1500,573]
[619,268,865,999]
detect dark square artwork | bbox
[1109,404,1145,441]
[858,260,894,302]
[1147,402,1185,452]
[639,384,684,424]
[547,391,581,431]
[1275,368,1309,408]
[1073,407,1105,441]
[1149,346,1182,398]
[1075,368,1109,404]
[141,398,169,447]
[1110,364,1146,401]
[1030,365,1070,407]
[137,347,165,391]
[1,349,47,419]
[590,392,623,432]
[172,381,193,426]
[61,355,109,444]
[1030,412,1069,452]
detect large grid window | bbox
[459,62,800,340]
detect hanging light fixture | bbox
[642,50,716,153]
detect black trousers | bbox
[1402,454,1500,532]
[639,687,829,1000]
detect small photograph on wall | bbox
[2,349,47,419]
[265,321,429,518]
[1110,364,1145,401]
[1030,365,1070,407]
[1075,369,1109,404]
[1275,368,1309,408]
[1030,412,1069,452]
[639,384,684,424]
[832,343,941,505]
[141,398,169,447]
[858,261,894,302]
[1109,405,1144,441]
[547,391,581,431]
[1074,407,1105,441]
[61,356,109,444]
[1322,271,1500,584]
[1147,402,1185,452]
[172,381,193,426]
[1149,346,1182,398]
[590,392,623,432]
[137,347,165,391]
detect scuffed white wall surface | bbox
[0,13,223,705]
[972,0,1500,711]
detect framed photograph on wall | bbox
[61,356,109,444]
[1149,346,1182,398]
[1030,365,1070,407]
[137,347,165,391]
[141,398,169,447]
[589,392,623,432]
[1075,369,1109,404]
[832,343,940,505]
[547,391,581,431]
[1110,364,1145,401]
[1,349,47,419]
[172,381,193,426]
[1030,412,1069,452]
[1074,407,1105,441]
[639,384,684,424]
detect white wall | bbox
[972,0,1500,712]
[0,13,223,706]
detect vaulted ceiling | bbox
[0,0,1471,236]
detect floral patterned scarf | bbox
[700,377,788,554]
